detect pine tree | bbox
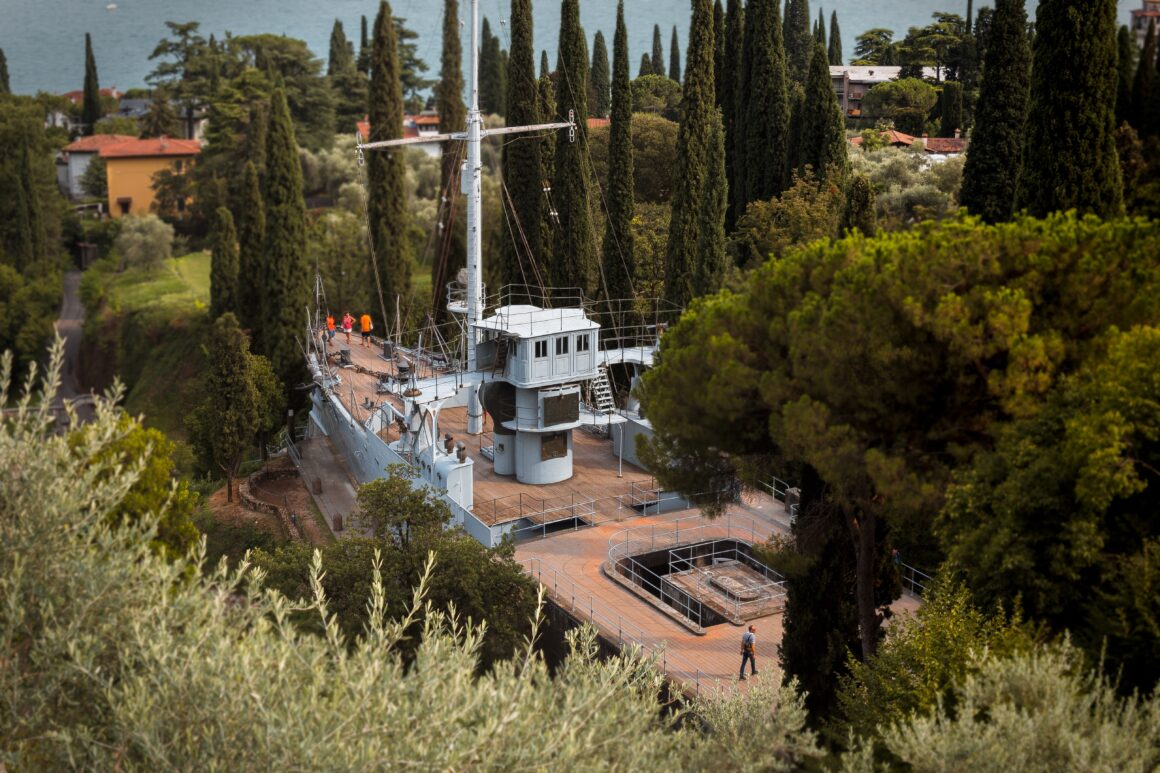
[794,40,846,178]
[1117,25,1137,127]
[1132,21,1157,136]
[782,0,812,83]
[739,0,790,209]
[0,48,10,95]
[669,26,682,83]
[10,137,44,272]
[828,10,843,65]
[328,20,353,76]
[960,0,1030,223]
[639,53,652,78]
[82,33,101,136]
[665,0,726,306]
[500,0,542,302]
[591,31,611,117]
[939,80,963,137]
[358,15,371,74]
[840,173,876,235]
[368,0,414,307]
[603,1,635,312]
[1016,0,1122,218]
[433,0,466,317]
[538,51,556,275]
[552,0,596,294]
[723,0,744,230]
[651,25,665,76]
[235,160,265,335]
[713,0,726,109]
[210,207,240,320]
[814,8,826,48]
[259,87,309,399]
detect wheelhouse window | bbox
[534,340,548,358]
[576,334,590,352]
[555,336,569,355]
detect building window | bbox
[576,334,590,352]
[174,160,184,173]
[534,340,548,358]
[555,336,569,355]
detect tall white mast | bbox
[465,0,484,372]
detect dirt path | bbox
[53,270,95,422]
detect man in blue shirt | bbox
[739,624,757,680]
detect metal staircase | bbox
[590,367,615,413]
[493,336,510,375]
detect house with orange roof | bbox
[850,129,967,158]
[1132,1,1160,47]
[58,133,136,199]
[98,136,201,218]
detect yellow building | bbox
[99,137,200,218]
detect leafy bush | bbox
[113,214,174,270]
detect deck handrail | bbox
[519,556,708,695]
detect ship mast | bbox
[464,0,484,371]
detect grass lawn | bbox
[102,251,211,313]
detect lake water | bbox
[0,0,1140,96]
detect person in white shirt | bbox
[739,624,757,680]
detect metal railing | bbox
[519,557,708,695]
[898,562,933,597]
[607,513,769,562]
[667,542,787,622]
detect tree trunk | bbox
[853,504,878,658]
[226,472,234,503]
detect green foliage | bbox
[665,0,726,307]
[1117,24,1137,127]
[233,34,336,151]
[651,24,665,76]
[1132,21,1157,137]
[0,101,59,273]
[862,77,937,135]
[602,2,635,309]
[668,26,681,83]
[722,0,743,229]
[209,207,239,319]
[639,53,652,79]
[82,33,101,136]
[591,30,611,117]
[114,214,174,270]
[234,160,264,336]
[793,41,847,178]
[552,0,596,294]
[0,48,9,95]
[859,643,1160,771]
[853,28,895,65]
[850,146,963,229]
[728,168,842,267]
[739,0,790,208]
[939,80,963,136]
[783,0,813,83]
[1015,0,1122,218]
[840,172,877,236]
[479,18,506,116]
[367,1,415,308]
[187,313,281,500]
[355,466,451,546]
[713,0,725,112]
[257,87,309,399]
[0,264,61,377]
[327,20,367,133]
[829,11,843,65]
[79,155,108,199]
[392,17,435,115]
[629,73,681,121]
[836,578,1034,744]
[960,0,1029,223]
[630,201,671,301]
[139,90,178,138]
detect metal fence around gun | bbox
[519,557,709,695]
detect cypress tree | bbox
[740,0,790,208]
[210,207,240,320]
[1132,21,1157,135]
[358,15,371,74]
[794,40,846,178]
[828,10,843,65]
[235,160,265,335]
[480,18,506,116]
[939,80,963,137]
[368,0,414,306]
[328,20,353,76]
[433,0,466,317]
[814,8,826,48]
[259,87,309,398]
[651,25,665,76]
[1015,0,1122,218]
[0,49,9,95]
[783,0,812,83]
[12,137,44,271]
[669,26,682,83]
[82,33,101,136]
[665,0,726,306]
[713,0,726,109]
[960,0,1030,223]
[639,53,652,78]
[1117,25,1137,127]
[591,30,611,118]
[840,173,876,235]
[538,51,556,275]
[552,0,596,294]
[602,1,635,311]
[723,0,744,230]
[500,0,542,301]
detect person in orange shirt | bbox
[359,312,373,347]
[326,313,336,341]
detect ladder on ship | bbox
[493,336,511,375]
[590,366,615,413]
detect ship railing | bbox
[607,513,772,563]
[666,541,787,621]
[518,556,709,695]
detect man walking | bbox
[359,312,374,347]
[739,624,757,680]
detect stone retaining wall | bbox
[238,467,303,541]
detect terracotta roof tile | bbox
[98,137,201,159]
[62,134,137,153]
